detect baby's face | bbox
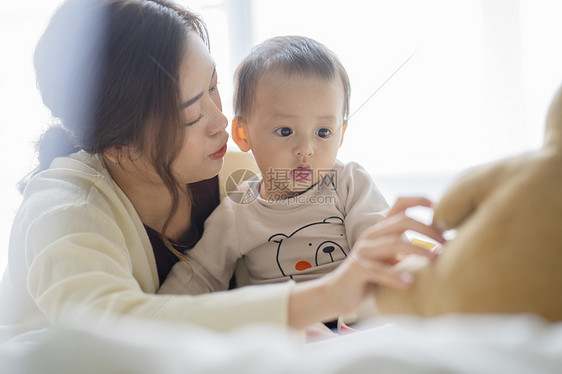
[244,72,346,199]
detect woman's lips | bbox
[210,143,228,160]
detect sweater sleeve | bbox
[157,199,241,295]
[25,203,291,331]
[337,162,390,247]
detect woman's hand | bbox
[288,197,444,329]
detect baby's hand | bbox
[305,322,338,343]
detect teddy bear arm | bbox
[433,163,504,230]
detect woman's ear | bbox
[232,117,251,152]
[339,121,348,147]
[103,146,121,164]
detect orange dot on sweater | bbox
[295,261,312,271]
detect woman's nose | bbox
[206,104,228,135]
[213,111,228,132]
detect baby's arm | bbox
[338,162,390,246]
[333,162,390,325]
[157,200,241,295]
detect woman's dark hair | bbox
[31,0,209,260]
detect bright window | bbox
[1,1,562,271]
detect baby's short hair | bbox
[233,36,350,121]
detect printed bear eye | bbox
[308,243,312,246]
[275,127,293,137]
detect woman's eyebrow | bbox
[181,65,216,108]
[182,91,203,108]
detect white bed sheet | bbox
[1,314,561,373]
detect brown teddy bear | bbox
[374,87,562,322]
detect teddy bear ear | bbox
[323,216,344,224]
[268,233,288,243]
[544,85,562,148]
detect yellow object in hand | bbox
[411,238,436,250]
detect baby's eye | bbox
[315,128,332,138]
[275,127,293,137]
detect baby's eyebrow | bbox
[271,113,336,119]
[270,112,297,118]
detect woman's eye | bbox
[275,127,293,137]
[315,128,332,138]
[209,83,218,93]
[186,113,203,127]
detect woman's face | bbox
[173,32,229,185]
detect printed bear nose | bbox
[295,261,312,271]
[323,246,335,254]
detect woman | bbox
[0,0,443,340]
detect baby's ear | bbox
[232,117,251,152]
[339,121,348,147]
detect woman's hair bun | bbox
[36,125,79,171]
[33,0,106,124]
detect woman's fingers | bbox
[387,196,433,217]
[346,258,414,289]
[355,235,439,262]
[332,196,445,305]
[364,213,445,244]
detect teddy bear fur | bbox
[374,86,562,321]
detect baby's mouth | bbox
[290,165,312,182]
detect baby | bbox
[159,36,389,297]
